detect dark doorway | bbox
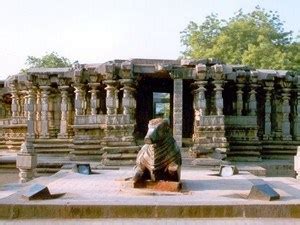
[182,80,194,138]
[135,74,173,139]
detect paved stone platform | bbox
[2,218,300,225]
[1,168,300,219]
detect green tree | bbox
[180,6,300,71]
[25,52,71,68]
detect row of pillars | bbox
[11,78,137,139]
[192,77,300,141]
[74,79,136,119]
[263,82,293,141]
[193,80,225,117]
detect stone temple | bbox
[0,58,299,181]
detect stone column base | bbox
[16,152,37,183]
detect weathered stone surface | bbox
[2,169,300,219]
[132,180,182,192]
[248,184,280,201]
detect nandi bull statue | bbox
[133,118,182,183]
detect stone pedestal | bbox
[17,83,36,183]
[17,141,37,183]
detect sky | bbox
[0,0,299,79]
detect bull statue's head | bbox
[144,118,171,144]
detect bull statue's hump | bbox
[133,118,182,183]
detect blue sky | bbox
[0,0,299,78]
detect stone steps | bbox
[227,141,262,161]
[34,139,72,155]
[71,138,103,161]
[101,145,140,166]
[5,139,24,152]
[262,144,297,159]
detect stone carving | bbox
[133,118,182,183]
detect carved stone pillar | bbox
[0,96,4,118]
[104,80,118,115]
[74,84,84,116]
[249,73,258,116]
[282,83,292,140]
[26,87,36,139]
[193,81,207,120]
[213,81,224,116]
[20,90,28,118]
[120,79,136,120]
[88,83,100,116]
[35,89,41,137]
[10,82,19,117]
[236,73,245,116]
[40,85,50,138]
[236,84,243,116]
[17,83,37,183]
[263,81,274,140]
[67,93,74,137]
[173,79,183,147]
[294,79,300,140]
[19,93,24,117]
[48,92,56,138]
[58,86,69,138]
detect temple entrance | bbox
[135,75,173,139]
[153,92,171,120]
[135,74,194,144]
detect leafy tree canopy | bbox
[25,52,71,68]
[180,6,300,71]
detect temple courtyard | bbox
[1,164,300,222]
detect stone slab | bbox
[1,169,300,219]
[22,184,52,200]
[72,164,92,175]
[219,165,239,177]
[248,184,280,201]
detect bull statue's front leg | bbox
[133,145,151,184]
[166,162,181,182]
